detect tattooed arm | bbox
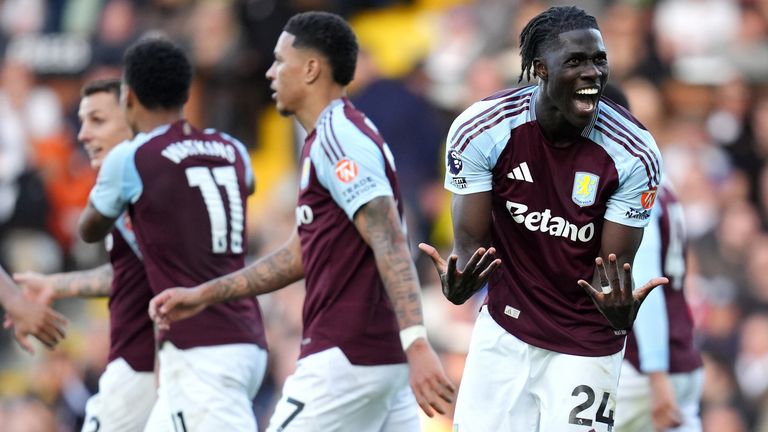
[353,196,424,329]
[14,264,115,304]
[149,232,304,325]
[353,196,455,417]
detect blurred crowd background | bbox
[0,0,766,430]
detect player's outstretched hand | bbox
[405,339,456,417]
[149,287,208,330]
[4,272,57,329]
[418,243,501,305]
[578,254,668,330]
[4,295,67,354]
[13,272,56,306]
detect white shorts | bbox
[144,342,267,432]
[453,307,624,432]
[615,360,703,432]
[80,357,156,432]
[266,346,419,432]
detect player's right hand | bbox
[4,295,67,354]
[149,287,208,330]
[419,243,500,305]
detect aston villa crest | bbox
[572,172,599,207]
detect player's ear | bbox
[533,59,547,80]
[305,57,321,85]
[121,84,135,109]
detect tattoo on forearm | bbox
[209,240,303,302]
[359,197,423,329]
[53,264,113,298]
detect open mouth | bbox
[573,87,599,116]
[86,146,102,161]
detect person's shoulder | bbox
[591,100,660,158]
[317,100,384,157]
[458,85,535,120]
[595,100,655,144]
[102,136,142,167]
[448,86,536,149]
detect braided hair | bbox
[518,6,599,83]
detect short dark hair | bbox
[284,11,358,86]
[123,37,192,109]
[81,78,121,100]
[518,6,599,83]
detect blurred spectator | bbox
[89,0,139,69]
[185,0,261,145]
[654,0,741,84]
[745,236,768,309]
[423,6,483,110]
[701,404,748,432]
[735,314,768,406]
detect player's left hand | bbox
[404,338,456,417]
[578,254,668,330]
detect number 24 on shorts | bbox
[569,385,615,431]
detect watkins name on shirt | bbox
[161,140,237,164]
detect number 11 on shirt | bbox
[186,166,245,254]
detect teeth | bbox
[576,88,598,95]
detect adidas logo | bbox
[507,162,533,182]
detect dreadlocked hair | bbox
[518,6,599,83]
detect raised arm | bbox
[354,195,455,417]
[15,264,114,303]
[419,192,500,305]
[150,231,304,325]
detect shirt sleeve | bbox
[443,129,495,195]
[89,140,143,218]
[605,157,660,228]
[631,207,670,373]
[313,126,393,221]
[220,131,254,192]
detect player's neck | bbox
[535,92,583,147]
[134,108,183,134]
[295,86,346,133]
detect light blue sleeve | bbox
[605,159,659,228]
[219,131,254,191]
[632,208,670,372]
[443,129,495,195]
[89,140,143,218]
[313,128,393,221]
